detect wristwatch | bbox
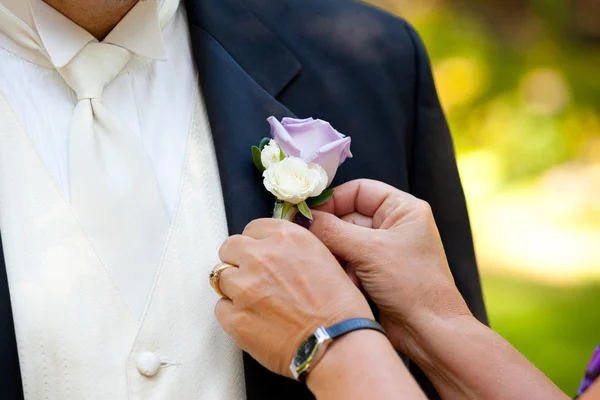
[289,318,386,381]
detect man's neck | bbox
[43,0,139,40]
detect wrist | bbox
[401,312,481,377]
[287,305,374,380]
[305,329,391,395]
[383,293,473,353]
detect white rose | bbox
[263,157,328,204]
[260,140,283,170]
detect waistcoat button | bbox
[137,351,162,377]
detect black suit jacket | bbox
[0,0,488,398]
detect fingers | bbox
[214,298,235,336]
[218,219,304,301]
[221,219,295,266]
[340,212,373,228]
[315,179,417,228]
[339,212,371,294]
[310,210,381,264]
[218,235,254,301]
[242,218,295,240]
[217,265,242,301]
[218,234,254,267]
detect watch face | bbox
[294,334,318,366]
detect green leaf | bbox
[279,147,286,161]
[306,189,334,208]
[259,137,271,151]
[281,201,294,219]
[297,201,313,220]
[252,146,265,172]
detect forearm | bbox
[307,330,427,400]
[402,314,567,400]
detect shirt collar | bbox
[0,0,34,28]
[29,0,166,68]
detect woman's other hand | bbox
[214,218,372,378]
[310,179,472,352]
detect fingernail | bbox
[293,213,313,230]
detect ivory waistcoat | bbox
[0,90,246,399]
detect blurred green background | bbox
[368,0,600,395]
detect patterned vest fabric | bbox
[0,90,245,399]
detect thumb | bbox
[310,210,378,264]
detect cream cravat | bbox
[58,42,170,319]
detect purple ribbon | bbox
[577,345,600,397]
[293,213,313,230]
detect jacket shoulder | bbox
[244,0,422,66]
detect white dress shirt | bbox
[0,0,195,219]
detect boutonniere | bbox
[251,117,352,222]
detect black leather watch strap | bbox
[325,318,386,339]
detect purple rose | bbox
[267,117,352,186]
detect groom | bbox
[0,0,487,399]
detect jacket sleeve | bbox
[402,22,489,400]
[404,23,489,325]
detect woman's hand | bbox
[310,179,567,400]
[214,218,372,378]
[213,217,427,400]
[310,179,472,352]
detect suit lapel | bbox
[189,26,296,233]
[185,0,314,398]
[185,0,301,235]
[185,0,301,99]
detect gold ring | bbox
[209,263,238,299]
